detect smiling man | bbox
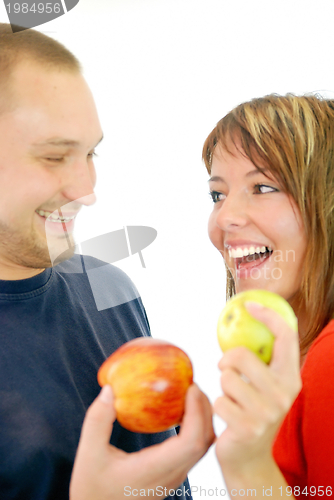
[0,24,214,500]
[0,58,101,278]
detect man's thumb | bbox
[78,385,117,454]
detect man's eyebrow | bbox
[208,168,269,183]
[32,135,104,148]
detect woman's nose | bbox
[214,192,249,230]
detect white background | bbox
[1,0,334,497]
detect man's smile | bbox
[35,208,77,223]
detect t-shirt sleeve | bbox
[273,324,334,489]
[300,330,334,487]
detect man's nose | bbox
[61,159,97,206]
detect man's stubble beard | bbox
[0,219,76,269]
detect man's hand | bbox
[70,383,215,500]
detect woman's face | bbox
[208,140,307,304]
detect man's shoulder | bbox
[55,253,135,280]
[55,254,141,311]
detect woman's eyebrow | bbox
[208,168,269,183]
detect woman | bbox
[203,93,334,495]
[70,93,334,499]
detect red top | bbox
[273,319,334,490]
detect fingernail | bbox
[99,384,113,404]
[245,301,264,311]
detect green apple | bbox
[217,289,298,364]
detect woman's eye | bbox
[209,191,225,203]
[254,184,278,194]
[209,184,278,203]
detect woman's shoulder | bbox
[306,318,334,354]
[301,319,334,382]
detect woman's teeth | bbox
[228,246,272,259]
[35,209,75,223]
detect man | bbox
[0,24,214,500]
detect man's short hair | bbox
[0,23,82,114]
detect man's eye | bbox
[88,151,98,159]
[45,157,64,162]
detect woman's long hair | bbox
[202,93,334,355]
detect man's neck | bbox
[0,266,45,281]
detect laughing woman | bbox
[203,94,334,496]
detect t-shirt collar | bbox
[0,268,52,294]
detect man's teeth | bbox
[35,209,75,223]
[228,246,273,258]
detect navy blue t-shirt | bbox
[0,255,191,500]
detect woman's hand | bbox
[214,301,302,476]
[70,383,215,500]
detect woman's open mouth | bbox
[235,248,274,279]
[236,248,273,269]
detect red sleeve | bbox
[273,320,334,490]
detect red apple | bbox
[97,337,194,433]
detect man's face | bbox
[0,60,103,279]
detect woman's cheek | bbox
[208,214,224,253]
